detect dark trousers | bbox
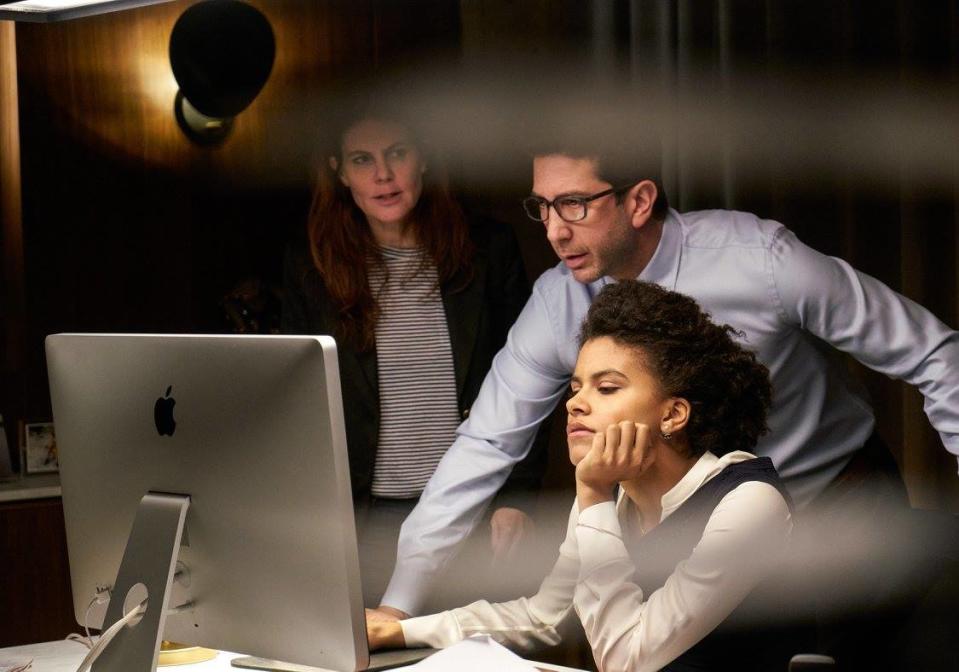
[809,431,909,514]
[800,433,943,671]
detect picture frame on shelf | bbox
[23,421,58,474]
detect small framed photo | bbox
[23,422,58,474]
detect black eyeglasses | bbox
[522,184,636,223]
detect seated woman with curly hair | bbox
[368,279,806,672]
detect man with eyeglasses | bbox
[369,135,959,640]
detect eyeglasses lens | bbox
[523,198,548,222]
[556,198,586,222]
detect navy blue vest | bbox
[626,457,811,671]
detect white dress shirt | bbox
[383,208,959,614]
[401,452,792,672]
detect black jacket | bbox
[281,218,548,511]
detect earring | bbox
[661,428,672,440]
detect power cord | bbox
[74,597,148,672]
[66,568,188,649]
[65,585,195,672]
[65,586,112,650]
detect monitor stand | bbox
[95,492,190,672]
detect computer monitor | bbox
[46,334,368,671]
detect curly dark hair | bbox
[579,280,772,457]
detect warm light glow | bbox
[138,53,179,116]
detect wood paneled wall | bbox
[0,498,75,647]
[1,0,957,512]
[3,0,461,438]
[1,22,26,464]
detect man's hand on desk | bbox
[365,611,407,650]
[490,506,534,563]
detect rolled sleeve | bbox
[401,612,463,649]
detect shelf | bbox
[0,473,61,503]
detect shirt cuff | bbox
[381,561,434,616]
[576,500,620,531]
[575,501,628,578]
[401,612,461,649]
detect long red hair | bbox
[306,113,473,351]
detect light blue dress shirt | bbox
[383,208,959,615]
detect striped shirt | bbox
[368,246,461,499]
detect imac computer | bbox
[46,334,375,672]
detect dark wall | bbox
[1,0,957,510]
[457,0,959,511]
[2,0,463,449]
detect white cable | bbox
[65,633,89,648]
[70,596,193,672]
[83,595,99,647]
[67,581,190,669]
[74,598,147,672]
[65,588,111,650]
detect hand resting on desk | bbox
[367,617,406,650]
[366,605,409,621]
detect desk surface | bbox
[0,640,237,671]
[0,640,587,672]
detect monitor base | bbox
[230,647,435,672]
[158,641,218,666]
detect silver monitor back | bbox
[46,334,368,671]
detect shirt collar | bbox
[659,451,721,519]
[637,208,682,290]
[589,209,683,297]
[615,450,759,529]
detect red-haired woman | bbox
[282,112,545,608]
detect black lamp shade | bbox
[169,0,275,119]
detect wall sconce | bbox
[169,0,274,146]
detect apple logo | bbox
[154,385,177,436]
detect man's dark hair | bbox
[525,116,670,221]
[579,280,772,457]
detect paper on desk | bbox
[0,656,32,672]
[394,636,537,672]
